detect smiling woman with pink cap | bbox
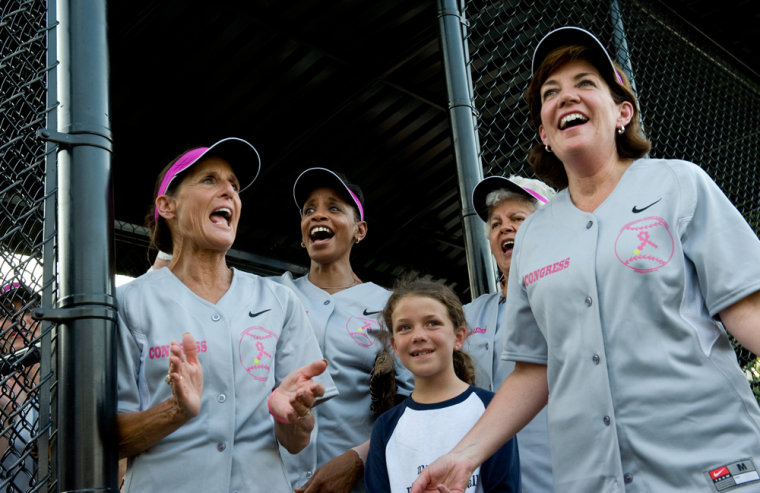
[412,26,760,493]
[115,139,337,492]
[273,167,414,493]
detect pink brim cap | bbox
[472,176,547,222]
[154,137,261,221]
[293,167,364,221]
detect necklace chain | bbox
[310,276,360,290]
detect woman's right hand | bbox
[167,332,203,418]
[410,452,475,493]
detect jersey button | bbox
[323,300,330,305]
[211,313,221,322]
[217,441,227,452]
[603,415,611,426]
[624,473,633,484]
[586,220,593,229]
[217,393,227,403]
[592,354,600,365]
[585,296,593,307]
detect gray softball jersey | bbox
[503,158,760,492]
[117,267,337,493]
[274,273,414,493]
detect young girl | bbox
[364,279,520,493]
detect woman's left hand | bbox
[268,359,327,424]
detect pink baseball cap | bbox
[532,26,624,88]
[154,137,261,221]
[293,167,365,221]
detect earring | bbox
[544,145,552,153]
[300,241,305,248]
[617,124,625,135]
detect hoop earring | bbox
[544,145,552,153]
[617,124,625,135]
[300,241,305,248]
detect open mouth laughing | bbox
[559,112,588,130]
[309,226,335,242]
[210,207,232,227]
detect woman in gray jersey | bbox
[464,175,555,492]
[275,167,413,493]
[116,138,337,492]
[413,26,760,493]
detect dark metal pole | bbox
[47,0,117,490]
[437,0,496,299]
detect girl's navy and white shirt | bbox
[365,386,521,493]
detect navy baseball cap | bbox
[293,167,365,221]
[532,26,624,89]
[154,137,261,221]
[472,176,548,222]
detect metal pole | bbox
[437,0,496,299]
[47,0,117,490]
[610,0,641,106]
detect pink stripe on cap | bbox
[345,187,364,222]
[154,147,209,221]
[1,282,21,294]
[521,187,548,204]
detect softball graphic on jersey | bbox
[239,326,277,381]
[345,316,377,347]
[614,216,674,273]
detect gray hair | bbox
[483,175,556,236]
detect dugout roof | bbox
[107,0,760,298]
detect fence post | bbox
[437,0,496,299]
[50,0,117,490]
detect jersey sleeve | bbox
[501,222,549,364]
[678,162,760,315]
[115,283,146,413]
[364,413,393,493]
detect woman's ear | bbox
[155,195,176,221]
[538,124,548,146]
[354,221,368,244]
[619,101,634,128]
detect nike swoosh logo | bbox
[362,309,381,316]
[632,198,662,213]
[249,309,271,318]
[712,467,729,479]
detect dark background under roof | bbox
[107,0,760,299]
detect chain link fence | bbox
[464,0,760,398]
[1,0,56,491]
[2,0,760,489]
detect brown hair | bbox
[525,44,651,189]
[382,279,475,385]
[144,150,194,255]
[369,279,476,417]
